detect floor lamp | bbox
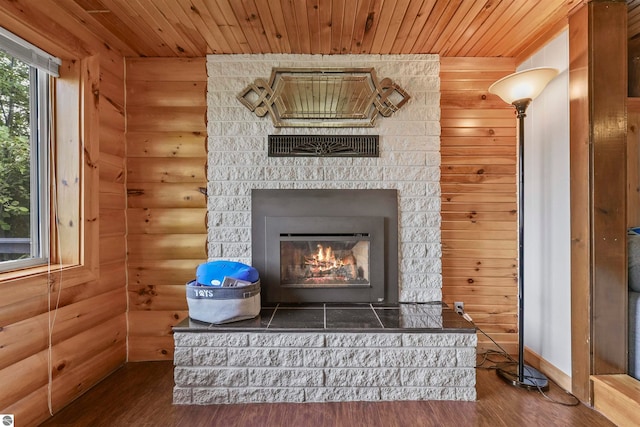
[488,67,558,390]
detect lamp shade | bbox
[488,67,558,104]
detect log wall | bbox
[126,58,208,361]
[439,57,519,354]
[0,2,127,425]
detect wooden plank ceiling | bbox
[46,0,583,58]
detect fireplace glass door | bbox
[280,235,371,288]
[261,215,386,303]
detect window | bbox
[0,28,60,272]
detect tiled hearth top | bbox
[174,302,475,334]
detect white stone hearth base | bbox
[173,331,477,404]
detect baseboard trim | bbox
[524,347,572,393]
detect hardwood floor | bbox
[39,361,615,426]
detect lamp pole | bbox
[514,98,530,386]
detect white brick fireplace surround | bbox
[172,54,477,405]
[206,54,442,302]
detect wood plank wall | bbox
[0,3,128,425]
[126,58,208,361]
[439,57,519,354]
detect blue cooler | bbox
[186,261,261,324]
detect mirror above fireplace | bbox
[237,68,411,128]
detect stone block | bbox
[400,368,475,387]
[192,348,227,366]
[172,386,192,405]
[305,387,381,402]
[402,333,476,348]
[228,348,304,367]
[379,348,457,368]
[174,367,248,387]
[173,347,192,366]
[173,332,249,348]
[228,387,305,403]
[248,368,324,387]
[192,388,229,404]
[456,387,477,401]
[325,333,401,348]
[249,333,325,348]
[304,348,380,368]
[380,386,455,401]
[325,368,401,387]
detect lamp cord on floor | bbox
[460,311,581,407]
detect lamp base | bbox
[496,363,549,391]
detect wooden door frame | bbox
[569,0,628,403]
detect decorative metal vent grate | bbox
[268,135,379,157]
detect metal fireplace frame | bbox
[252,189,398,304]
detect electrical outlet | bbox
[454,301,464,314]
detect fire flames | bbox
[305,244,342,276]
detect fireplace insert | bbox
[252,189,398,304]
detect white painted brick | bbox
[400,196,439,214]
[400,368,475,387]
[207,243,222,258]
[227,348,304,367]
[350,157,379,167]
[192,388,229,404]
[401,243,427,258]
[325,368,400,387]
[401,227,440,244]
[229,387,305,403]
[400,303,442,318]
[456,387,477,401]
[402,333,477,348]
[173,332,249,347]
[399,289,442,303]
[457,348,477,367]
[380,386,455,401]
[249,333,325,347]
[208,150,265,166]
[207,196,250,211]
[172,386,192,404]
[208,137,263,152]
[399,314,443,329]
[192,348,227,366]
[325,333,402,347]
[208,227,250,243]
[208,54,443,303]
[304,348,380,368]
[305,387,381,402]
[394,182,427,196]
[402,257,441,274]
[209,166,265,181]
[268,156,322,166]
[173,347,193,365]
[380,348,457,368]
[248,368,324,387]
[222,242,251,258]
[323,167,384,182]
[174,367,247,387]
[379,152,427,166]
[401,273,430,288]
[218,212,251,226]
[401,212,432,227]
[426,243,443,257]
[209,107,251,122]
[264,166,325,181]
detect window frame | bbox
[0,55,99,289]
[0,61,51,272]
